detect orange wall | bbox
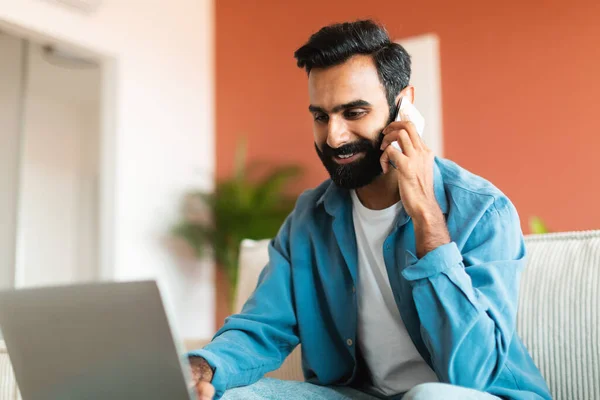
[215,0,600,233]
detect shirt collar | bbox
[316,157,448,217]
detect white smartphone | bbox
[391,97,425,152]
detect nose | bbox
[326,116,350,149]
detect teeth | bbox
[338,153,354,159]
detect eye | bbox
[344,109,367,119]
[313,113,329,123]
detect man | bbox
[188,20,551,400]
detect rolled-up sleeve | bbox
[401,200,525,390]
[187,215,299,399]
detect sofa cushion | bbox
[234,239,272,314]
[519,230,600,400]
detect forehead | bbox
[308,55,386,106]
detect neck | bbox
[355,172,400,210]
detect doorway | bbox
[0,29,104,290]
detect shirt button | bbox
[347,339,353,346]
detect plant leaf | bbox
[171,222,214,258]
[253,165,303,208]
[171,141,304,311]
[529,216,550,234]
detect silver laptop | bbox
[0,281,195,400]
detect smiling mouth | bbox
[334,152,364,164]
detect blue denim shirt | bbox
[190,157,551,400]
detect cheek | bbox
[351,119,382,141]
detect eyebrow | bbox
[308,100,372,114]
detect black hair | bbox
[294,20,411,118]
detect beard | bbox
[315,132,385,190]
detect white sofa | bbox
[2,231,600,399]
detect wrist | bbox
[189,355,214,383]
[412,203,444,228]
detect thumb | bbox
[195,381,215,400]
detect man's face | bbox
[308,55,391,189]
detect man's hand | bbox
[188,356,215,400]
[380,121,450,257]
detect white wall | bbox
[0,0,215,338]
[0,33,22,290]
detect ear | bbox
[394,85,415,105]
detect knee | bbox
[403,383,448,400]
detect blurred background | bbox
[0,0,598,339]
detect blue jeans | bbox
[221,378,501,400]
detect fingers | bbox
[390,129,415,156]
[196,381,215,400]
[403,121,423,149]
[380,142,407,174]
[381,121,422,152]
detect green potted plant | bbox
[172,140,302,311]
[529,216,551,234]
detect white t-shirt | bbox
[351,190,438,396]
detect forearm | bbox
[187,319,298,398]
[186,230,299,398]
[412,206,450,259]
